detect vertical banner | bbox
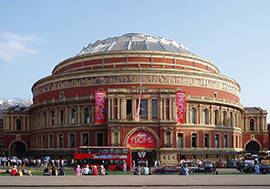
[135,88,142,121]
[176,91,186,124]
[95,91,106,124]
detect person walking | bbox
[11,165,18,176]
[100,165,106,175]
[59,165,66,176]
[181,164,189,175]
[92,165,98,175]
[123,160,127,172]
[75,165,81,176]
[254,163,260,175]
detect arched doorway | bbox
[10,141,26,157]
[125,129,159,167]
[245,141,260,153]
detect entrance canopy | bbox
[127,130,157,150]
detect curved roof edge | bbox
[78,33,195,56]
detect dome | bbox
[78,33,195,56]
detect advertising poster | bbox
[176,91,186,124]
[127,130,156,150]
[95,91,106,124]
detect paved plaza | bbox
[0,174,269,188]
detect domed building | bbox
[2,33,268,165]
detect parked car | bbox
[204,161,213,168]
[243,164,270,174]
[177,162,197,171]
[153,166,181,173]
[216,161,224,168]
[237,162,252,172]
[192,167,212,173]
[227,160,236,168]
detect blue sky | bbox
[1,0,269,122]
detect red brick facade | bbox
[3,34,268,165]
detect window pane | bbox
[126,100,132,115]
[72,109,76,124]
[84,108,90,124]
[60,110,64,125]
[83,134,88,146]
[70,134,75,148]
[152,99,157,117]
[141,100,147,116]
[177,133,183,148]
[215,135,219,148]
[192,134,196,147]
[204,134,209,148]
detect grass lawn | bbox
[0,167,133,176]
[0,167,245,176]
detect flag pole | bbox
[135,67,142,121]
[140,66,142,88]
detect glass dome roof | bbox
[78,33,194,56]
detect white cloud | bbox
[0,32,41,62]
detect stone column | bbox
[65,106,68,125]
[210,105,213,125]
[164,98,167,120]
[77,105,80,124]
[117,98,120,120]
[3,116,6,130]
[91,103,95,123]
[108,98,111,120]
[186,103,189,124]
[198,104,201,124]
[148,97,151,120]
[122,98,126,120]
[112,98,115,120]
[11,115,14,131]
[159,97,163,120]
[132,99,136,120]
[55,107,58,126]
[172,98,176,120]
[169,98,172,120]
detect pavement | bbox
[0,174,269,188]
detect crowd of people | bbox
[0,156,69,169]
[74,165,106,176]
[9,165,32,176]
[43,165,66,176]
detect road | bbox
[0,174,269,188]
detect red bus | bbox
[74,146,132,171]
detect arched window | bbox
[230,112,233,126]
[235,113,238,127]
[60,109,64,125]
[43,112,47,126]
[16,119,21,131]
[51,111,55,126]
[114,132,118,145]
[203,109,209,124]
[223,111,227,126]
[214,110,219,125]
[84,107,90,124]
[71,109,76,125]
[250,119,254,131]
[190,107,196,124]
[166,132,171,145]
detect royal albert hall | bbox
[3,33,268,165]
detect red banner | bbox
[95,91,106,124]
[176,91,186,124]
[127,131,157,149]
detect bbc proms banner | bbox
[95,91,106,125]
[127,130,157,150]
[176,91,186,124]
